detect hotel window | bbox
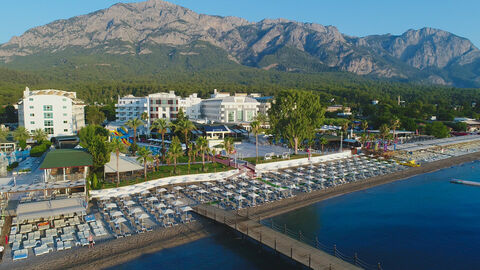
[44,120,54,127]
[63,120,68,124]
[30,121,35,124]
[63,113,67,116]
[44,128,54,135]
[62,106,67,109]
[228,111,235,122]
[29,113,35,117]
[64,129,68,132]
[62,98,66,101]
[44,113,53,119]
[43,105,53,111]
[29,98,33,101]
[29,106,34,109]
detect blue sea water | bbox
[115,161,480,270]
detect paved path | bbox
[194,204,361,270]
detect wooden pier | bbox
[193,204,362,270]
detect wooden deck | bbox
[193,204,362,270]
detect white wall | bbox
[255,151,352,172]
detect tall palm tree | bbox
[14,126,30,141]
[32,129,48,143]
[250,120,262,163]
[150,118,169,161]
[222,137,234,155]
[187,142,194,172]
[167,136,184,174]
[342,121,350,138]
[195,136,209,172]
[110,138,126,187]
[125,118,144,144]
[173,118,196,150]
[379,124,390,144]
[319,137,328,153]
[361,120,368,134]
[136,147,153,182]
[390,117,401,140]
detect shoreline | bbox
[242,151,480,220]
[2,220,216,270]
[5,151,480,269]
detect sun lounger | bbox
[64,241,72,250]
[13,249,28,261]
[34,244,52,256]
[12,241,21,251]
[56,240,64,251]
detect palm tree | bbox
[361,120,368,134]
[167,136,184,174]
[136,147,153,182]
[125,118,144,144]
[342,121,350,138]
[110,138,126,187]
[173,118,196,150]
[14,126,30,141]
[150,118,169,161]
[379,124,390,145]
[195,136,209,172]
[250,120,262,163]
[32,129,48,143]
[222,137,234,155]
[319,137,328,153]
[187,142,194,172]
[359,133,368,148]
[0,127,7,142]
[390,117,401,140]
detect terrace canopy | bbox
[16,198,86,222]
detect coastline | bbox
[2,220,216,270]
[6,151,480,269]
[242,151,480,220]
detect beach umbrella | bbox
[157,188,167,193]
[111,211,123,218]
[248,193,259,198]
[173,186,184,191]
[306,181,315,185]
[141,190,150,196]
[239,182,248,187]
[130,207,142,214]
[164,194,175,199]
[155,203,167,209]
[188,184,199,189]
[235,195,245,201]
[263,184,271,189]
[114,217,127,224]
[173,200,185,206]
[105,203,117,209]
[297,167,304,171]
[211,187,222,192]
[225,184,235,189]
[198,189,209,194]
[204,182,214,186]
[147,197,158,202]
[223,191,233,197]
[181,206,193,212]
[138,213,150,220]
[124,200,135,206]
[263,189,273,194]
[163,209,175,215]
[249,186,258,191]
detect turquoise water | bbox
[115,161,480,270]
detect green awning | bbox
[40,149,93,169]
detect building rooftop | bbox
[40,149,93,169]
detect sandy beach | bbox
[5,150,480,270]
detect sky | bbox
[0,0,479,46]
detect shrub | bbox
[30,141,52,157]
[7,161,19,171]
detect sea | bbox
[113,161,480,270]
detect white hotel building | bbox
[201,90,260,123]
[18,87,85,137]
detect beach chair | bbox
[13,249,28,261]
[64,241,72,250]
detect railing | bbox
[266,219,382,270]
[47,173,85,182]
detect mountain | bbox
[1,0,479,87]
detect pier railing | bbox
[266,219,381,270]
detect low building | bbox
[17,87,85,137]
[115,95,149,123]
[40,149,92,184]
[201,92,260,124]
[326,105,351,113]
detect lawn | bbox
[243,153,320,165]
[101,162,232,189]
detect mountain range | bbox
[1,0,479,88]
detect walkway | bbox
[193,204,361,270]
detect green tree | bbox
[426,122,450,138]
[32,129,48,143]
[78,125,111,173]
[379,124,390,143]
[110,138,126,187]
[14,126,30,148]
[5,105,17,123]
[222,137,235,155]
[319,137,328,153]
[0,126,7,142]
[390,117,401,139]
[86,106,106,125]
[361,120,368,133]
[250,120,263,163]
[150,118,169,160]
[173,118,196,150]
[125,118,144,144]
[269,90,325,154]
[195,136,209,172]
[136,147,153,182]
[167,136,184,174]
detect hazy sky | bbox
[1,0,478,46]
